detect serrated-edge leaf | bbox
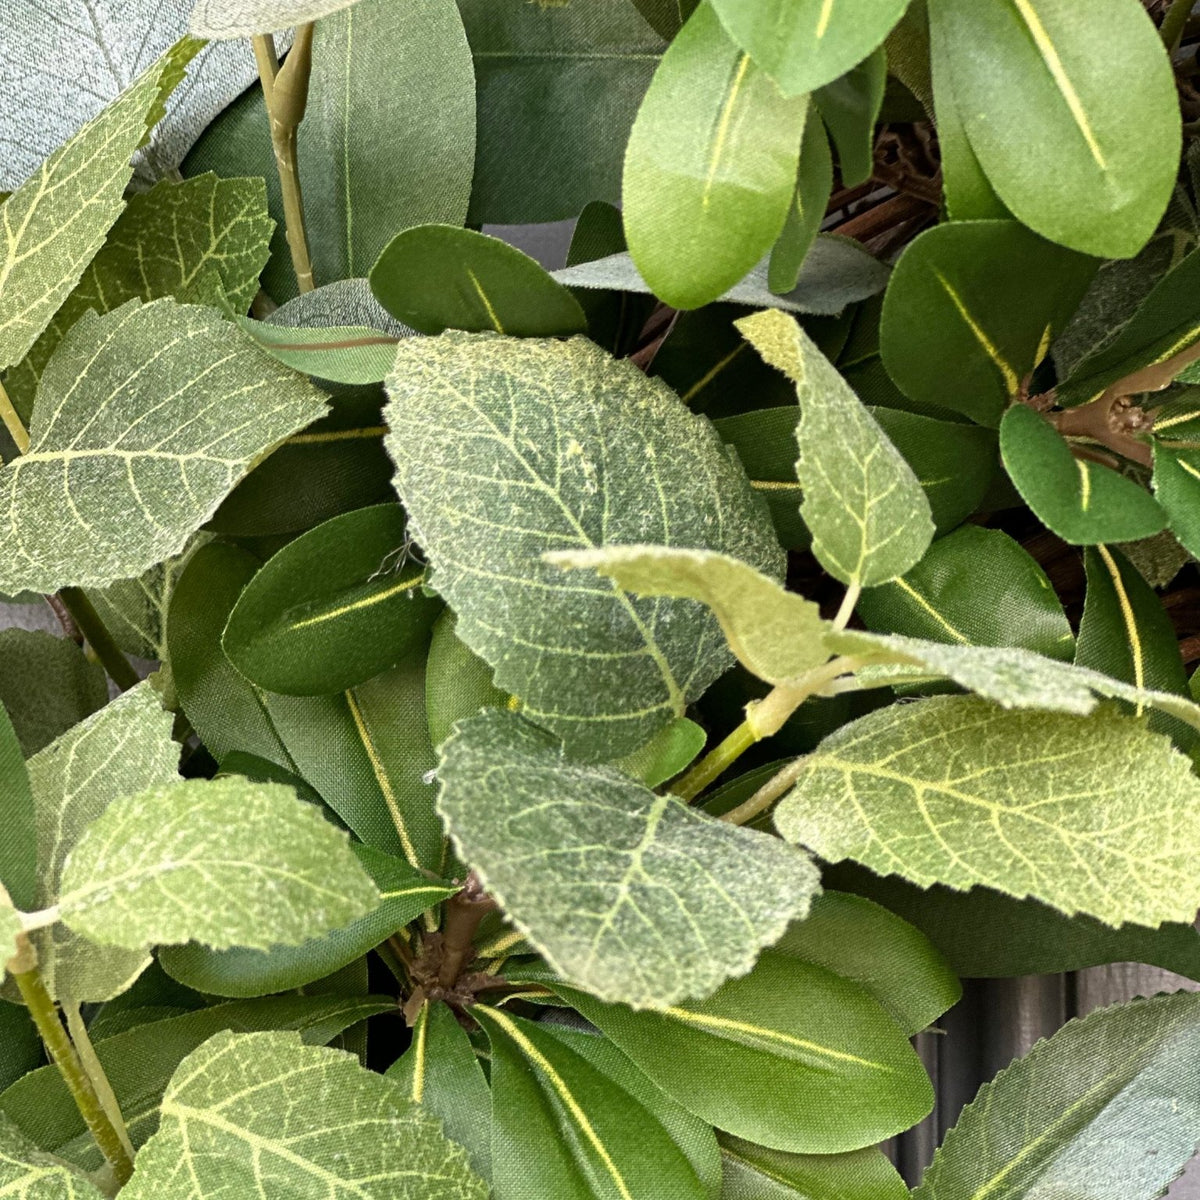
[190,0,362,36]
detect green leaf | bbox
[475,1005,711,1200]
[880,220,1096,426]
[720,1137,908,1200]
[0,300,327,593]
[0,907,21,976]
[0,1003,40,1096]
[775,695,1200,927]
[297,0,476,289]
[1000,404,1165,544]
[424,611,509,750]
[858,525,1075,661]
[928,0,1179,258]
[159,845,451,997]
[773,891,960,1036]
[0,994,392,1171]
[5,174,273,421]
[709,0,911,97]
[121,1030,487,1199]
[768,107,834,295]
[235,319,402,386]
[632,0,700,40]
[1153,441,1200,559]
[0,631,108,759]
[189,0,363,36]
[370,225,586,336]
[390,1002,492,1183]
[549,546,830,687]
[553,237,890,317]
[554,949,933,1154]
[611,716,707,788]
[459,0,664,225]
[58,777,379,953]
[383,332,784,760]
[739,307,934,586]
[0,705,36,913]
[914,990,1200,1200]
[0,49,188,374]
[0,1116,103,1200]
[623,2,809,310]
[439,709,817,1008]
[814,47,887,189]
[24,684,179,1003]
[223,504,441,695]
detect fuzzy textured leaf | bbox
[775,695,1200,926]
[0,1116,102,1200]
[58,778,379,952]
[190,0,362,36]
[384,332,783,760]
[438,709,819,1008]
[0,299,327,594]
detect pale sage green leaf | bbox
[548,545,831,687]
[190,0,362,36]
[384,332,784,761]
[0,299,328,595]
[25,684,179,1003]
[775,695,1200,926]
[915,990,1200,1200]
[268,278,410,337]
[121,1031,488,1199]
[0,48,186,374]
[0,906,20,976]
[6,174,274,421]
[738,307,934,587]
[235,319,400,386]
[623,3,809,309]
[59,778,379,953]
[552,237,889,317]
[0,1115,103,1200]
[438,709,819,1008]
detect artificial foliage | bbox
[1,0,1200,1198]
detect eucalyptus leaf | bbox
[189,0,363,36]
[623,3,808,310]
[384,332,783,760]
[235,320,401,386]
[438,709,818,1008]
[120,1031,488,1199]
[58,777,380,952]
[720,1136,908,1200]
[739,307,934,587]
[776,695,1200,927]
[0,300,328,594]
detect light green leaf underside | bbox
[25,684,179,1003]
[0,51,177,373]
[0,299,327,594]
[7,174,273,421]
[59,778,379,952]
[720,1136,909,1200]
[438,709,819,1008]
[0,1115,103,1199]
[916,990,1200,1200]
[121,1031,488,1198]
[0,907,20,977]
[739,308,934,587]
[776,695,1200,927]
[236,319,400,386]
[190,0,363,36]
[549,545,831,687]
[384,331,783,761]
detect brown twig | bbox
[437,873,498,989]
[1048,393,1155,467]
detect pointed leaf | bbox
[720,1137,907,1200]
[739,307,934,586]
[190,0,363,36]
[776,695,1200,926]
[814,47,887,188]
[768,108,834,295]
[120,1031,487,1199]
[623,3,808,309]
[0,300,328,594]
[384,332,784,760]
[438,710,818,1008]
[59,777,379,952]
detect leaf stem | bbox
[1161,0,1194,53]
[0,378,30,454]
[671,720,757,802]
[253,28,317,294]
[832,582,861,632]
[7,938,135,1188]
[63,1001,135,1163]
[718,757,806,827]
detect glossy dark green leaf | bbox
[424,611,509,752]
[0,630,107,759]
[709,0,911,97]
[720,1136,908,1200]
[1153,442,1200,560]
[929,0,1179,258]
[713,408,807,548]
[555,951,933,1154]
[814,47,886,188]
[236,318,402,385]
[859,525,1074,660]
[370,225,586,337]
[1000,405,1165,544]
[881,221,1096,426]
[0,704,35,912]
[623,2,808,310]
[460,0,664,225]
[475,1005,711,1200]
[768,108,834,295]
[223,504,442,695]
[158,844,452,997]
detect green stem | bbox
[63,1001,134,1163]
[718,757,806,827]
[1161,0,1193,53]
[0,378,30,455]
[58,589,141,692]
[9,943,134,1187]
[672,720,757,802]
[832,582,861,633]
